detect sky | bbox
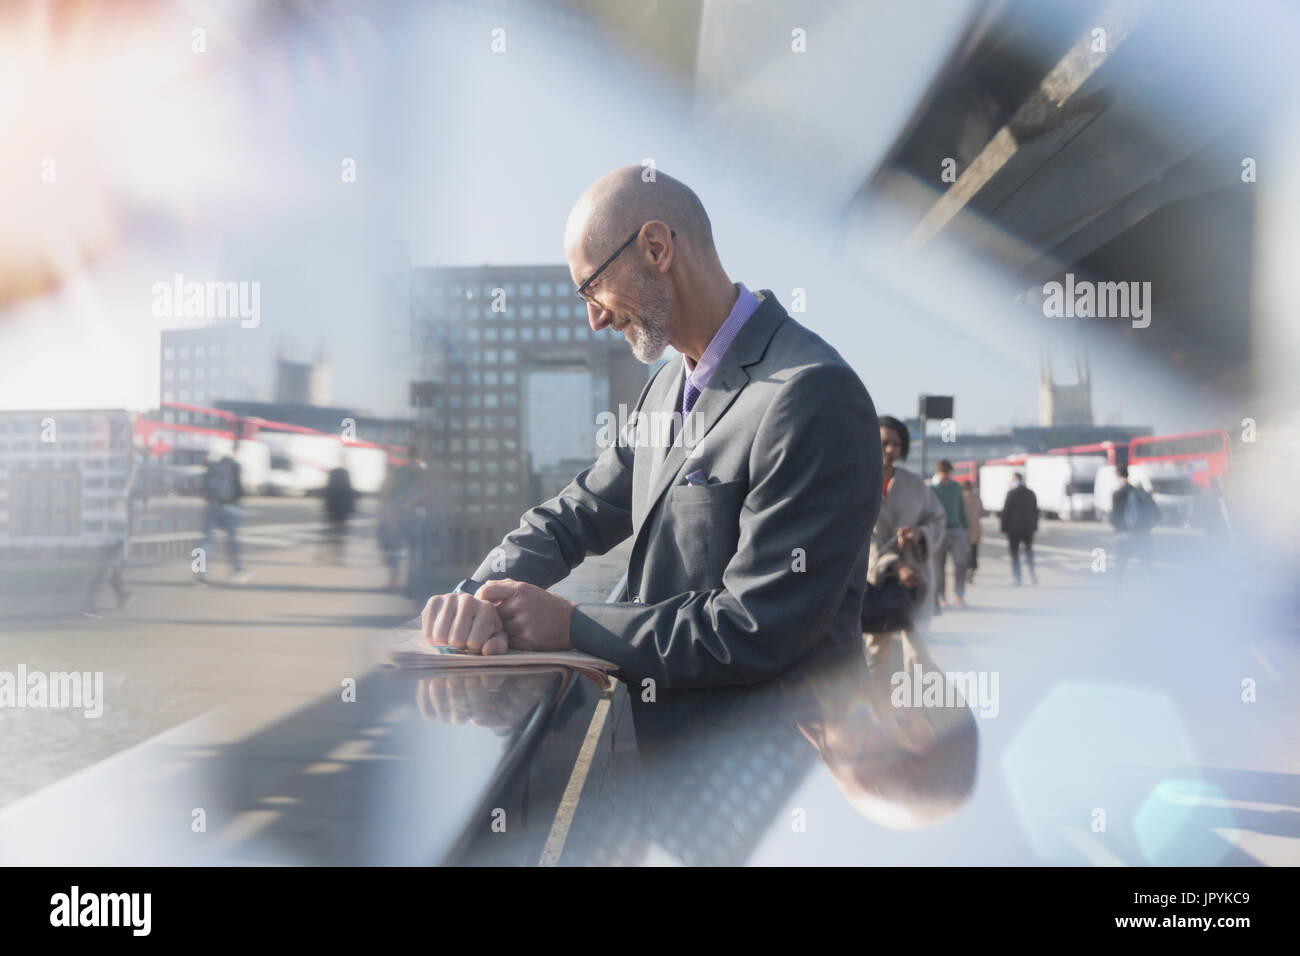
[0,0,1246,436]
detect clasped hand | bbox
[421,579,575,654]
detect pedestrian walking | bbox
[862,415,947,644]
[82,453,137,616]
[378,447,426,591]
[322,465,358,564]
[1110,463,1159,591]
[197,441,246,583]
[1001,471,1038,585]
[930,460,969,610]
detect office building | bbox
[408,264,647,580]
[160,324,273,408]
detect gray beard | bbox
[619,276,673,364]
[626,312,671,363]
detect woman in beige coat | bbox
[866,417,948,658]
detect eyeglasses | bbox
[575,225,675,306]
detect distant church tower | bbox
[274,343,333,406]
[1039,353,1093,426]
[308,346,332,406]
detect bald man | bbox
[422,166,881,690]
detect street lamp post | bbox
[918,394,954,480]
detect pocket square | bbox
[683,469,713,486]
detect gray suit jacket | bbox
[472,291,881,689]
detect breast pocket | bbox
[664,478,747,588]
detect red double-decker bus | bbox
[1127,429,1229,490]
[950,460,978,486]
[1045,441,1128,467]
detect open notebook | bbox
[382,627,619,690]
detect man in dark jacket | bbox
[1109,464,1157,590]
[323,465,358,564]
[197,441,245,582]
[1000,472,1038,585]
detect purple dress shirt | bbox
[681,283,760,418]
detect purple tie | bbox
[682,378,701,418]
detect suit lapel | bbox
[633,358,684,527]
[649,361,684,486]
[639,293,786,526]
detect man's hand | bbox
[421,592,509,656]
[477,579,575,651]
[896,525,920,550]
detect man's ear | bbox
[641,221,674,272]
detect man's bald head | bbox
[563,166,736,366]
[565,165,714,260]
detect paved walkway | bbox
[923,517,1300,865]
[3,510,1296,865]
[0,499,413,808]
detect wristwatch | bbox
[452,577,483,596]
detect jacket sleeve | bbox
[470,366,665,589]
[867,505,897,586]
[918,485,947,561]
[569,363,881,690]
